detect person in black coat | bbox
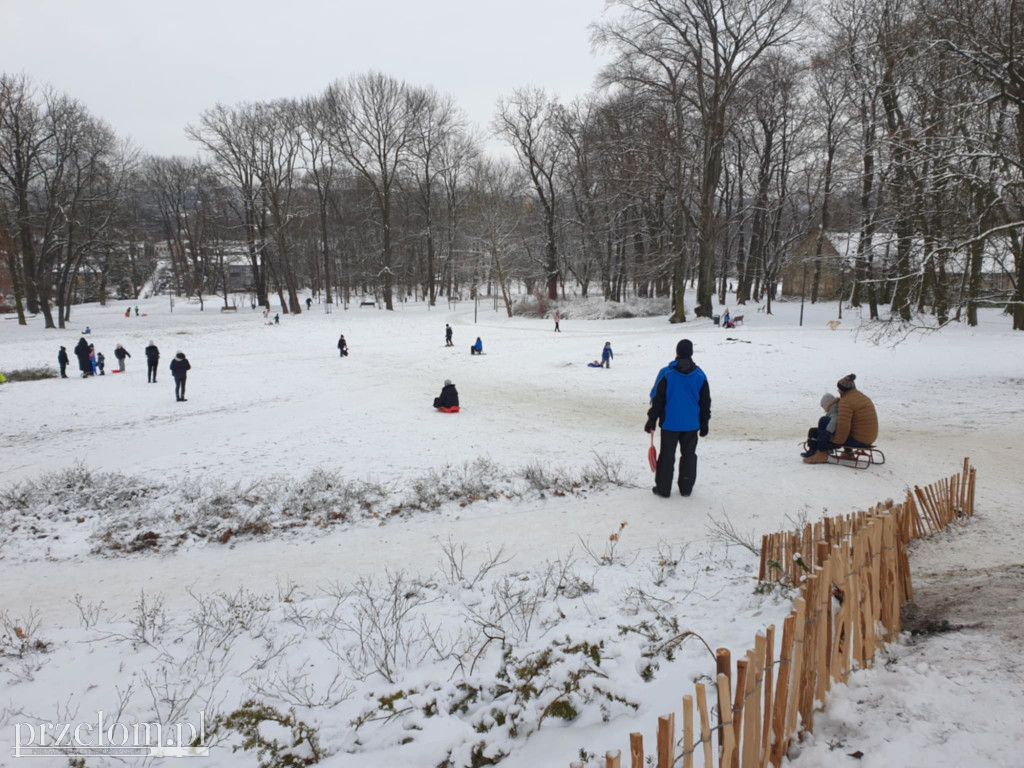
[73,337,92,377]
[170,351,191,401]
[145,341,160,383]
[445,324,453,347]
[57,346,70,378]
[433,379,459,410]
[337,334,349,357]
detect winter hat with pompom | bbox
[837,373,857,392]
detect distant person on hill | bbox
[89,344,97,375]
[274,313,280,325]
[82,326,91,335]
[470,337,483,355]
[58,346,69,378]
[96,352,106,375]
[338,334,349,357]
[125,308,131,318]
[645,339,711,498]
[145,340,160,383]
[445,324,453,347]
[722,308,733,329]
[74,338,91,377]
[803,374,878,464]
[553,310,561,332]
[170,351,191,402]
[306,297,313,311]
[114,343,131,372]
[134,306,139,317]
[801,394,840,458]
[601,341,614,368]
[433,379,460,412]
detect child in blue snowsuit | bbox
[601,342,614,368]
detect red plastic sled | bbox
[110,370,122,374]
[438,406,460,413]
[648,432,657,472]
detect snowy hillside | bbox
[0,293,1021,767]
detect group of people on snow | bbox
[59,337,190,402]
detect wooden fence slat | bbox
[657,713,675,768]
[717,673,736,768]
[732,660,747,768]
[683,695,694,768]
[760,625,775,768]
[696,682,714,768]
[630,733,643,768]
[716,648,731,755]
[606,749,621,768]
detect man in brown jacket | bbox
[804,373,878,464]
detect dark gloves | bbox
[645,418,657,434]
[699,424,709,437]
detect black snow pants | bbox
[654,429,699,497]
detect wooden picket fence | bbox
[574,459,975,768]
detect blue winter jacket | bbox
[647,359,711,432]
[602,345,613,361]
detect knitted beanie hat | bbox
[837,373,856,392]
[821,393,837,410]
[676,339,694,358]
[444,379,452,386]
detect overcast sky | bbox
[1,0,611,157]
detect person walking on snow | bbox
[645,339,711,498]
[274,313,280,325]
[306,297,313,311]
[338,334,349,357]
[601,342,614,368]
[134,306,139,317]
[58,346,69,378]
[170,351,191,402]
[96,352,106,375]
[114,343,131,372]
[445,324,453,347]
[145,341,160,383]
[553,311,561,332]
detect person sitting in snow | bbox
[470,337,483,355]
[433,379,460,412]
[801,393,840,458]
[587,360,602,368]
[601,341,614,368]
[722,308,734,329]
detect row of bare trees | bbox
[2,0,1021,329]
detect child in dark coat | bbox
[433,379,460,412]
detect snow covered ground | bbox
[0,292,1021,767]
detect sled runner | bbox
[801,441,885,470]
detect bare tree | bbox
[493,87,564,301]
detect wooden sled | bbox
[800,441,885,470]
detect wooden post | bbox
[606,750,622,768]
[716,648,731,754]
[630,733,643,768]
[770,614,795,767]
[784,597,806,744]
[732,660,747,768]
[657,713,675,768]
[683,695,694,768]
[759,535,769,581]
[761,625,775,767]
[717,673,736,768]
[696,682,714,768]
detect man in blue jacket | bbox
[645,339,711,497]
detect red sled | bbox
[438,406,460,414]
[110,370,122,374]
[648,432,657,472]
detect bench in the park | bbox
[359,301,376,307]
[220,305,238,312]
[732,314,744,326]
